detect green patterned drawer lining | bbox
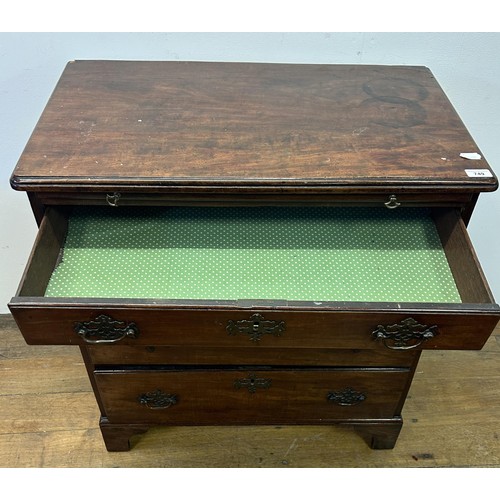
[45,206,461,303]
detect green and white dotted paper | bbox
[45,206,461,303]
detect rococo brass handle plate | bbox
[327,387,367,406]
[234,373,272,393]
[139,389,178,410]
[74,314,139,344]
[372,317,438,350]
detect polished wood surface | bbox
[94,368,409,424]
[86,344,417,367]
[433,208,495,303]
[11,61,497,193]
[10,304,500,351]
[1,314,498,467]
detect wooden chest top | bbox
[10,60,497,193]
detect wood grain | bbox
[94,368,409,424]
[11,61,497,193]
[9,304,499,351]
[1,313,498,467]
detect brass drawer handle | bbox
[139,389,178,410]
[384,194,401,209]
[106,192,121,207]
[372,317,438,350]
[234,373,272,393]
[74,314,139,344]
[227,313,285,342]
[327,387,366,406]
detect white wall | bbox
[1,32,499,312]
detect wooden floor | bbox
[0,313,499,468]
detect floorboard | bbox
[0,314,498,468]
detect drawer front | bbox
[10,305,499,351]
[86,344,418,367]
[94,368,410,424]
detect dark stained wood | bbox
[94,368,409,424]
[33,191,475,208]
[433,208,495,303]
[27,192,46,225]
[460,192,478,226]
[99,417,149,452]
[15,207,68,297]
[11,61,498,194]
[8,303,500,351]
[394,351,422,415]
[345,418,404,449]
[86,344,418,367]
[99,417,400,453]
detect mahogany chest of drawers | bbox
[8,61,500,451]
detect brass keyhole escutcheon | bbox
[226,313,286,342]
[234,373,272,393]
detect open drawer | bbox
[9,205,500,350]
